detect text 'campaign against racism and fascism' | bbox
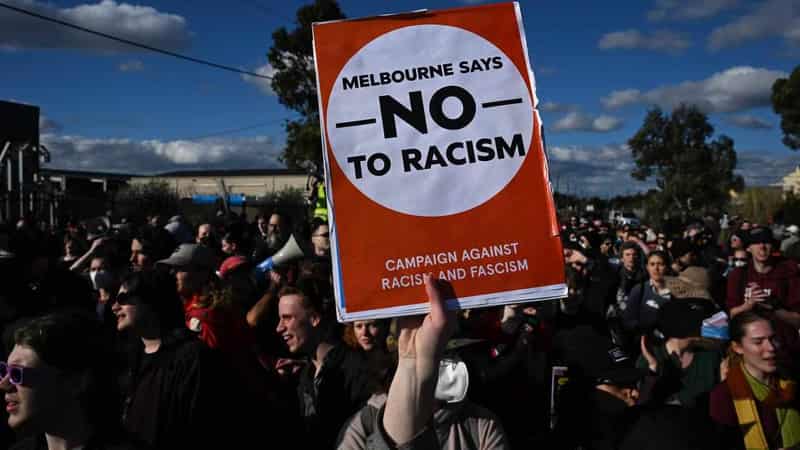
[313,2,567,321]
[381,242,528,290]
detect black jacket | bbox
[553,387,638,450]
[11,434,138,450]
[620,405,717,450]
[121,329,233,449]
[622,281,669,334]
[296,344,373,448]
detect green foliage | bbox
[263,186,307,207]
[628,105,744,215]
[116,181,180,222]
[282,117,323,169]
[731,187,784,225]
[782,193,800,225]
[262,187,310,224]
[268,0,345,169]
[771,65,800,150]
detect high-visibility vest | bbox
[313,183,328,221]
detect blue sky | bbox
[1,0,798,196]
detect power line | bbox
[0,1,273,80]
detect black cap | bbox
[557,326,645,386]
[658,299,715,339]
[746,227,773,246]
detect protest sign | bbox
[313,2,566,321]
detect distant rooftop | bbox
[40,167,307,179]
[148,168,305,177]
[40,168,135,179]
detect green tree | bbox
[268,0,345,169]
[772,65,800,150]
[628,105,743,215]
[116,181,180,223]
[731,187,784,225]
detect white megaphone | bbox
[255,234,306,273]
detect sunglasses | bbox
[0,362,35,386]
[312,232,330,238]
[114,292,140,306]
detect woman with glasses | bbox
[310,218,331,260]
[1,312,128,450]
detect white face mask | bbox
[89,270,114,291]
[435,357,469,403]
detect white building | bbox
[783,166,800,196]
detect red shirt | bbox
[183,295,254,351]
[726,258,800,351]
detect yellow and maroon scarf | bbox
[727,361,800,450]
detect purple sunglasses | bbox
[0,362,34,386]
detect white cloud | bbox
[0,0,191,52]
[736,151,800,187]
[41,132,283,173]
[592,115,624,132]
[601,66,787,113]
[546,144,654,196]
[598,29,691,53]
[539,101,576,113]
[118,59,144,72]
[601,89,642,109]
[545,144,799,197]
[241,62,277,95]
[725,114,773,129]
[708,0,800,50]
[549,144,630,163]
[552,111,624,133]
[647,0,739,21]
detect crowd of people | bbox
[0,209,799,449]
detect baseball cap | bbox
[557,326,645,386]
[85,217,111,241]
[157,243,215,270]
[218,255,249,279]
[746,227,773,246]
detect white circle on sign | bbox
[327,24,533,217]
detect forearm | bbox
[729,302,751,317]
[246,289,275,327]
[383,357,438,446]
[68,250,95,272]
[635,240,650,257]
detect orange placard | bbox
[313,2,566,321]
